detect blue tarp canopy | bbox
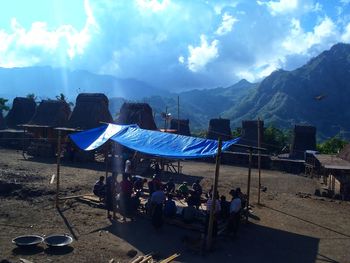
[69,123,240,159]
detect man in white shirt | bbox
[227,189,242,237]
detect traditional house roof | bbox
[115,102,157,130]
[27,100,71,127]
[206,118,232,141]
[170,118,191,136]
[5,97,36,129]
[68,93,113,130]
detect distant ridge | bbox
[0,66,169,101]
[223,43,350,139]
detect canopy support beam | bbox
[56,130,62,208]
[206,138,222,250]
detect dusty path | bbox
[0,148,349,262]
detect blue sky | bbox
[0,0,350,91]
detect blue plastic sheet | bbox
[70,123,240,159]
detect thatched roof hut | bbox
[240,120,264,147]
[116,103,157,130]
[68,93,113,130]
[290,125,316,159]
[29,100,71,127]
[207,118,232,141]
[170,118,191,136]
[5,97,36,129]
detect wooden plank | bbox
[160,253,180,263]
[59,194,94,200]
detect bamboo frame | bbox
[246,147,252,222]
[55,130,62,208]
[258,118,261,204]
[206,138,222,250]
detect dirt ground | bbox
[1,148,350,263]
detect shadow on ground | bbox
[89,216,319,263]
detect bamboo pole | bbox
[177,96,180,174]
[246,147,252,222]
[110,143,117,219]
[55,130,62,208]
[206,138,222,250]
[258,118,261,204]
[164,106,168,132]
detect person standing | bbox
[150,185,166,229]
[119,173,133,220]
[227,189,242,237]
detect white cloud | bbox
[257,0,298,15]
[178,55,185,64]
[341,23,350,42]
[135,0,170,12]
[340,0,350,5]
[187,35,219,72]
[0,0,98,67]
[216,13,239,36]
[282,17,338,55]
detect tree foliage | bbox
[317,136,348,154]
[26,93,37,101]
[56,93,74,107]
[263,126,290,154]
[0,98,9,111]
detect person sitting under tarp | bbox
[192,180,203,196]
[163,194,177,218]
[187,191,201,209]
[165,178,175,193]
[130,191,142,217]
[93,176,106,200]
[220,195,230,220]
[177,181,189,198]
[148,174,162,196]
[150,185,166,229]
[133,176,147,193]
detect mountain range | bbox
[1,43,350,140]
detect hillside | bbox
[0,66,169,101]
[224,43,350,139]
[110,79,257,130]
[1,43,350,139]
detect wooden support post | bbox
[110,143,117,219]
[246,147,252,221]
[177,96,180,174]
[22,127,26,160]
[206,138,222,250]
[55,130,62,208]
[258,118,261,205]
[164,106,168,132]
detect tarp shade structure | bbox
[70,123,240,159]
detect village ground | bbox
[0,148,350,263]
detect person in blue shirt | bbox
[164,194,177,217]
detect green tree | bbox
[0,98,9,111]
[263,126,290,154]
[232,127,242,138]
[56,93,74,107]
[317,136,348,154]
[192,130,206,138]
[26,93,37,101]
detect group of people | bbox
[204,188,244,238]
[93,172,245,237]
[93,172,144,220]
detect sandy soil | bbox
[0,148,350,263]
